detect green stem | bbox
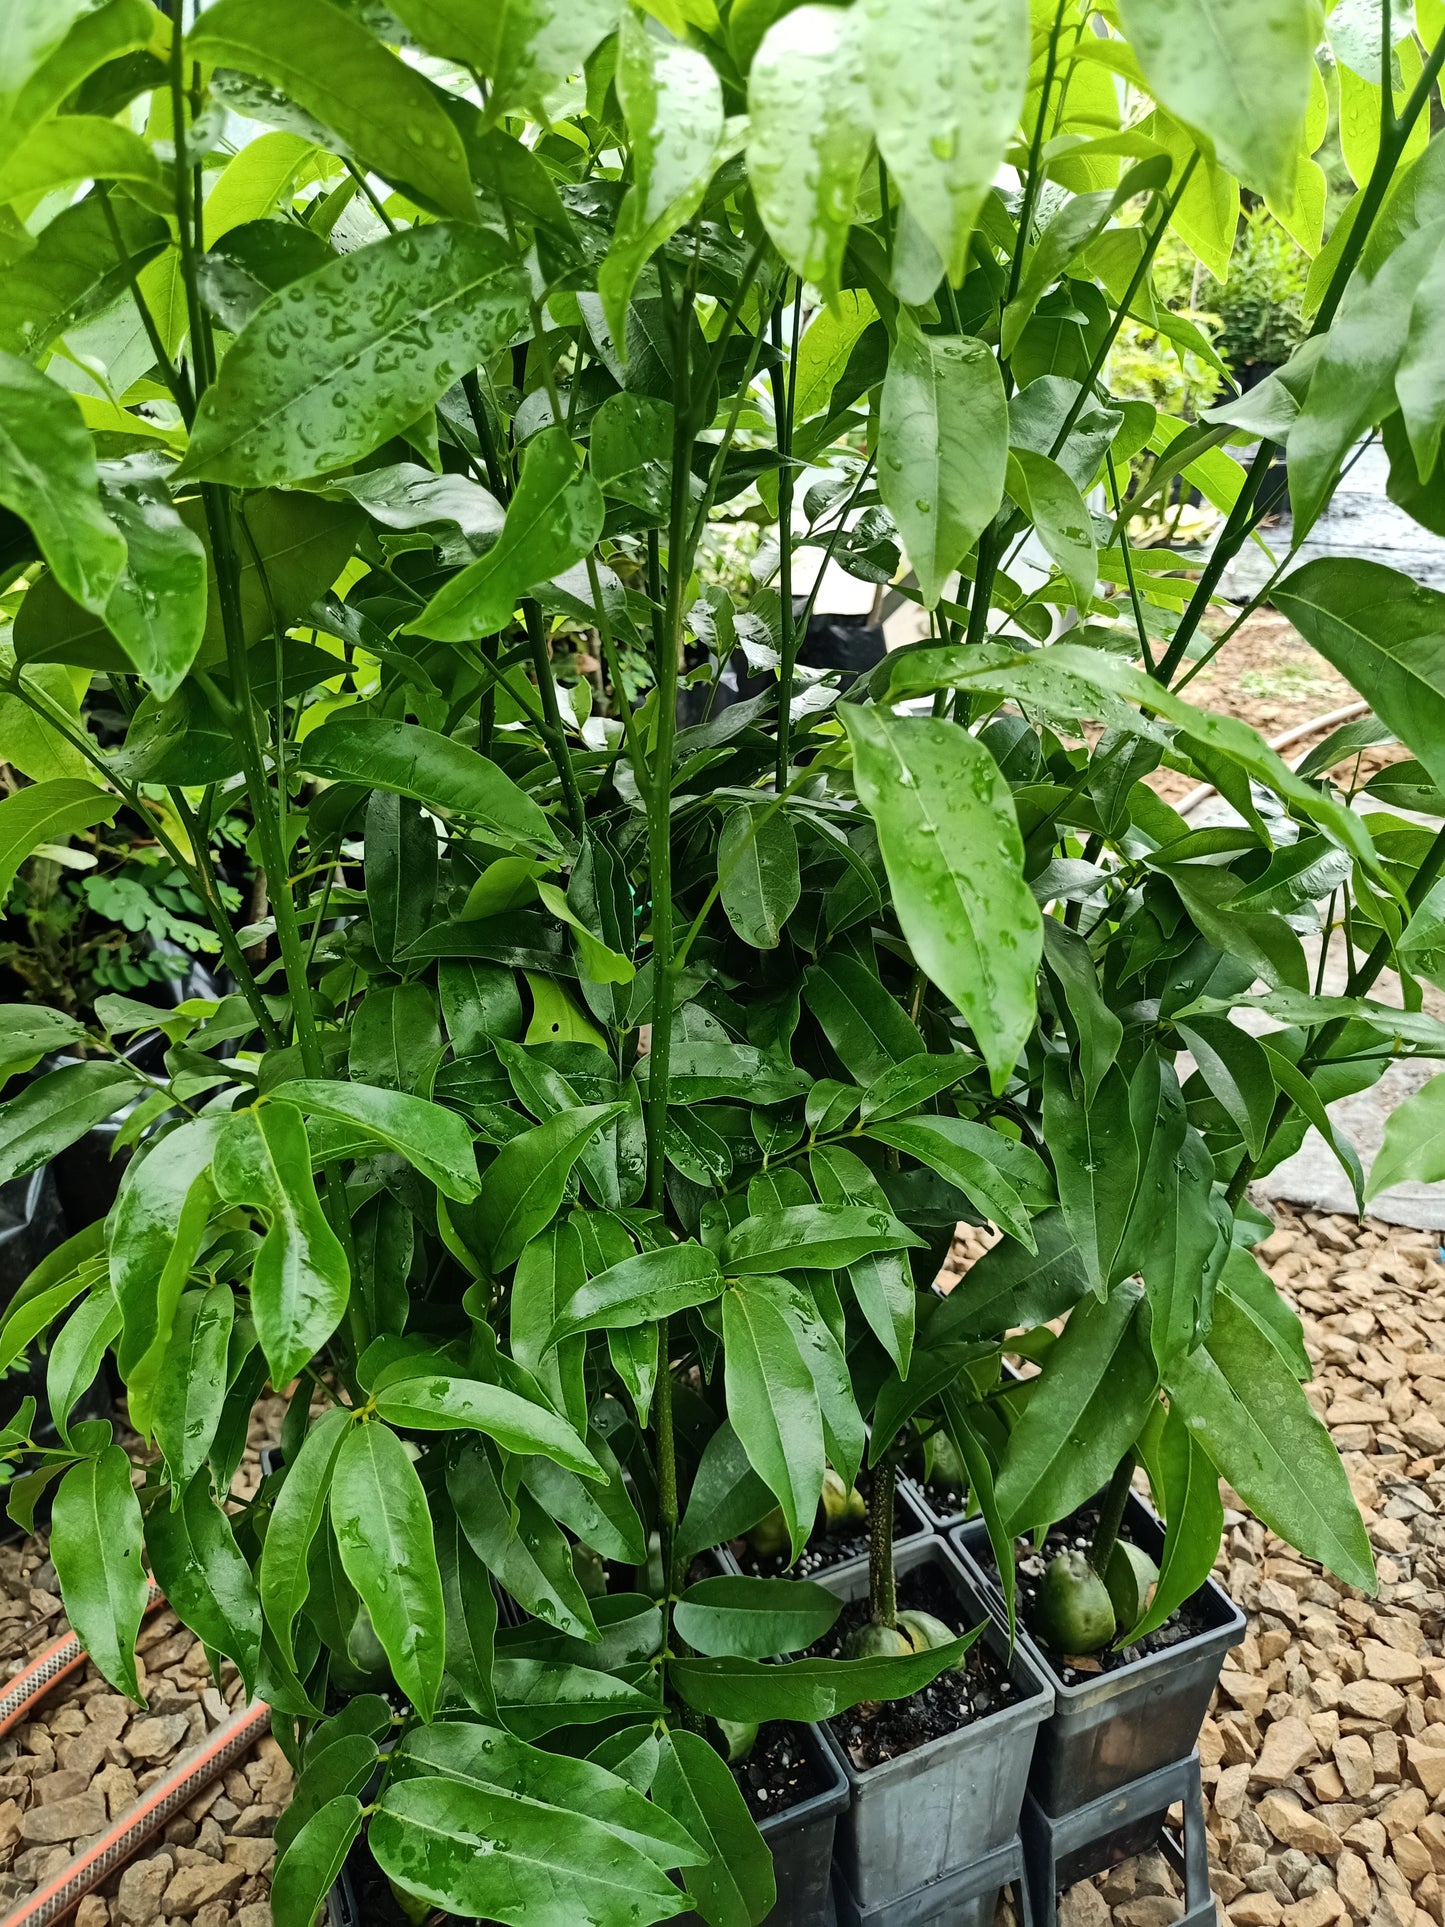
[869,1461,897,1629]
[772,282,802,785]
[1089,1452,1135,1575]
[522,600,586,837]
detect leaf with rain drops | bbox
[180,225,530,486]
[0,351,124,614]
[329,1420,446,1720]
[841,704,1043,1091]
[387,0,620,124]
[50,1446,149,1700]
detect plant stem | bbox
[1090,1452,1135,1575]
[772,281,802,785]
[657,1316,679,1588]
[869,1461,897,1628]
[521,601,586,837]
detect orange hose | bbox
[3,1699,273,1927]
[0,1586,165,1739]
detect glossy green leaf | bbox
[1367,1070,1445,1197]
[747,5,871,304]
[275,1080,480,1201]
[0,197,166,362]
[182,224,527,485]
[545,1241,723,1347]
[1219,1244,1310,1381]
[810,1143,916,1375]
[654,1728,776,1927]
[375,1371,599,1478]
[51,1446,148,1699]
[0,2,156,173]
[842,704,1042,1090]
[599,10,725,344]
[187,0,477,219]
[408,428,604,641]
[672,1626,979,1723]
[468,1103,625,1272]
[274,1734,380,1856]
[152,1284,234,1492]
[389,0,618,123]
[0,115,163,209]
[110,1115,225,1390]
[1118,0,1317,203]
[995,1279,1159,1535]
[436,1508,498,1719]
[1176,1016,1276,1159]
[0,350,123,614]
[722,1275,825,1563]
[0,1061,139,1189]
[674,1574,842,1658]
[1006,448,1097,607]
[259,1406,351,1669]
[1275,559,1445,798]
[858,0,1028,288]
[491,1655,659,1739]
[145,1471,263,1696]
[449,1440,600,1641]
[877,317,1008,607]
[44,1285,119,1446]
[270,1796,364,1927]
[300,715,561,858]
[718,805,800,951]
[520,1427,647,1566]
[1043,1058,1139,1299]
[935,1210,1088,1340]
[212,1104,350,1390]
[371,1765,688,1927]
[723,1203,923,1275]
[1131,1403,1225,1644]
[1167,1290,1374,1593]
[864,1116,1040,1248]
[803,953,925,1083]
[330,1420,446,1719]
[675,1420,775,1568]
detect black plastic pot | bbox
[951,1492,1245,1818]
[817,1537,1053,1927]
[899,1473,966,1534]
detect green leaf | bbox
[51,1445,149,1699]
[274,1079,480,1201]
[388,0,618,123]
[449,1440,600,1641]
[520,1427,646,1566]
[0,114,162,209]
[1219,1245,1310,1381]
[0,1061,139,1189]
[654,1728,777,1927]
[1042,921,1122,1104]
[1131,1403,1224,1644]
[589,392,675,520]
[599,11,725,345]
[300,714,560,858]
[93,461,209,700]
[468,1103,625,1272]
[810,1143,916,1375]
[803,953,925,1083]
[1043,1059,1139,1299]
[511,1219,588,1438]
[259,1405,351,1670]
[723,1203,923,1275]
[747,5,871,304]
[491,1656,659,1739]
[722,1275,825,1564]
[932,1208,1089,1340]
[0,195,167,361]
[672,1628,979,1723]
[182,223,527,485]
[212,1104,350,1390]
[877,317,1008,607]
[1258,1040,1365,1212]
[675,1421,775,1568]
[275,1735,379,1856]
[674,1574,842,1658]
[858,0,1029,288]
[1002,158,1171,357]
[46,1286,120,1444]
[186,0,477,220]
[1118,0,1317,203]
[145,1472,263,1696]
[0,351,123,614]
[152,1285,234,1491]
[545,1241,724,1347]
[1167,1290,1374,1594]
[437,1508,498,1719]
[1006,448,1097,607]
[841,705,1042,1090]
[110,1115,225,1388]
[939,1384,1017,1641]
[408,428,604,641]
[0,2,156,174]
[0,780,115,910]
[270,1795,364,1927]
[375,1371,599,1478]
[330,1420,446,1719]
[394,1719,701,1869]
[1367,1070,1445,1197]
[349,983,442,1094]
[864,1117,1040,1249]
[1176,1016,1276,1159]
[1274,559,1445,799]
[371,1767,688,1927]
[995,1279,1159,1535]
[718,806,800,951]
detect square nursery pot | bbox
[816,1536,1053,1926]
[899,1472,967,1535]
[951,1492,1246,1819]
[718,1475,933,1580]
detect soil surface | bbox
[727,1470,927,1579]
[735,1720,831,1822]
[812,1559,1025,1771]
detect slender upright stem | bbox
[522,601,586,837]
[869,1462,898,1629]
[772,282,802,785]
[1090,1452,1135,1574]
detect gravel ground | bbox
[0,1209,1439,1925]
